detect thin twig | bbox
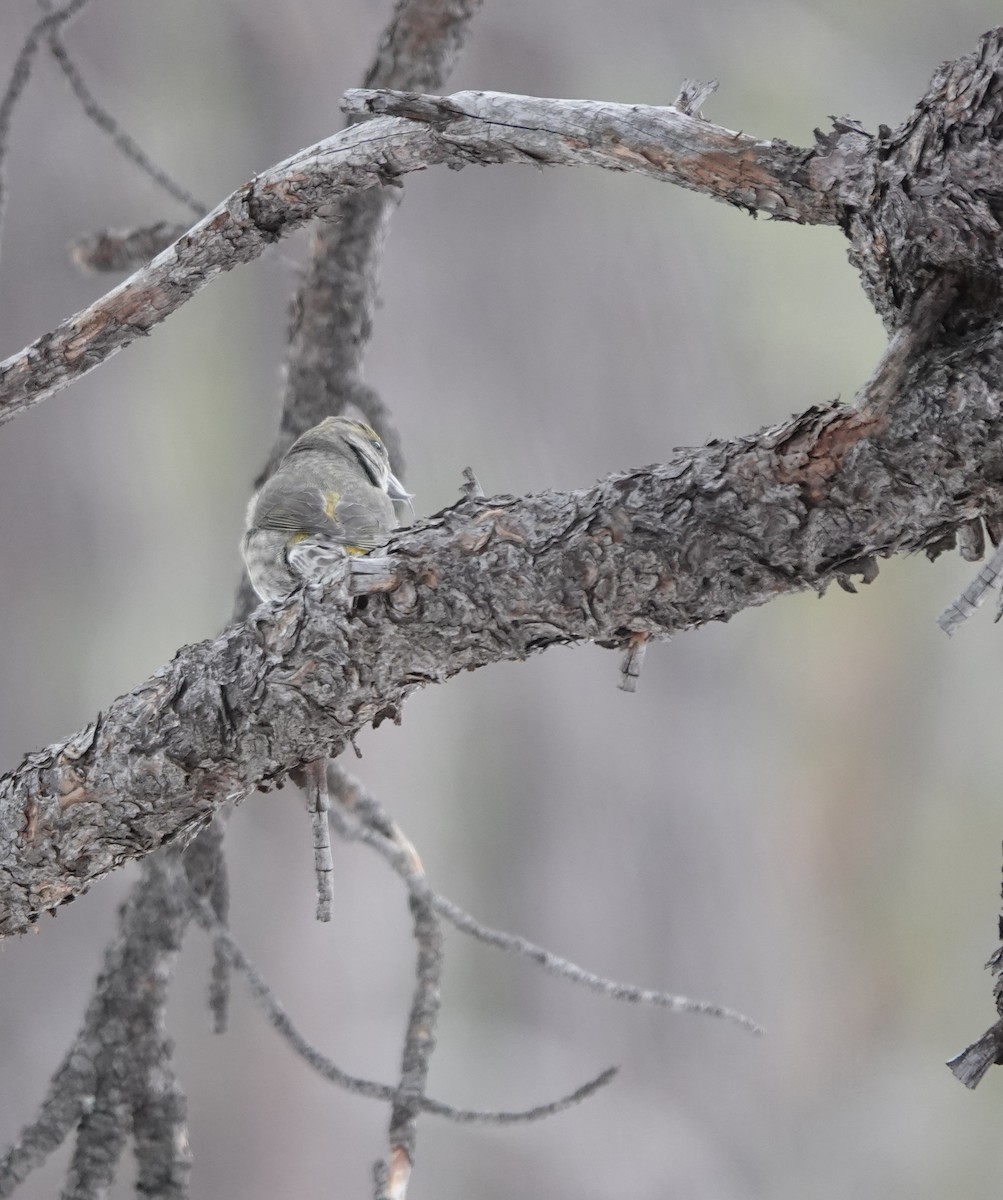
[377,851,442,1199]
[937,539,1003,635]
[672,78,718,117]
[618,631,649,693]
[459,467,484,499]
[180,876,615,1123]
[306,758,335,922]
[37,0,205,215]
[327,768,763,1035]
[0,0,92,257]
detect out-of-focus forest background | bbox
[2,2,1002,1197]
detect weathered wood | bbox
[3,359,1002,936]
[0,89,841,426]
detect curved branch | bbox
[5,30,1002,429]
[2,363,1001,937]
[344,86,840,222]
[0,88,841,426]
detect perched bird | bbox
[242,416,412,602]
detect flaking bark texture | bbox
[0,87,845,425]
[4,358,1003,936]
[4,30,1003,947]
[838,31,1003,328]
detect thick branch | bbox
[3,364,1002,936]
[0,90,839,425]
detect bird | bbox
[242,416,412,602]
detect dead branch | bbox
[0,87,845,426]
[5,361,1003,937]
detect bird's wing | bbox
[254,486,388,551]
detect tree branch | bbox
[4,360,1002,937]
[6,29,1002,426]
[0,853,194,1197]
[0,87,844,427]
[182,876,615,1124]
[343,86,841,223]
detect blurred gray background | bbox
[2,1,1003,1197]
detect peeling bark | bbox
[4,360,1003,937]
[0,88,845,425]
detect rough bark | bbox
[3,351,1002,937]
[0,88,846,426]
[8,35,1003,429]
[1,7,488,1199]
[1,13,1003,1116]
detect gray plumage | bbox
[242,417,411,602]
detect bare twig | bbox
[0,0,92,257]
[327,769,764,1035]
[618,631,649,693]
[364,771,442,1200]
[459,467,484,499]
[377,891,441,1200]
[180,876,615,1123]
[305,758,335,922]
[37,0,205,216]
[937,540,1003,635]
[672,78,718,117]
[0,853,193,1199]
[0,88,843,427]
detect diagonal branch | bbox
[4,360,1003,937]
[38,0,206,217]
